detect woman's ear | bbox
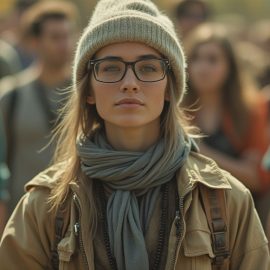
[87,95,96,104]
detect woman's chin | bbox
[111,121,146,129]
[105,118,156,129]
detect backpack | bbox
[51,185,230,270]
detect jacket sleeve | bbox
[0,188,54,270]
[227,177,270,270]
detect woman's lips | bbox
[115,98,144,107]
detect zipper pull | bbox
[74,222,80,236]
[175,210,181,236]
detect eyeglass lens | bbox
[93,59,167,82]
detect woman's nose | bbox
[120,67,140,92]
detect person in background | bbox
[263,147,270,172]
[261,147,270,248]
[0,112,10,237]
[0,39,22,80]
[183,23,270,223]
[173,0,210,41]
[247,19,270,90]
[0,0,39,70]
[0,0,77,215]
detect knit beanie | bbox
[73,0,187,103]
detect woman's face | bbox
[188,41,229,95]
[87,42,168,130]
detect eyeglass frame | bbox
[87,57,171,83]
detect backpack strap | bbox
[51,205,65,270]
[199,185,230,270]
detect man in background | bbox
[174,0,210,41]
[0,0,39,73]
[0,0,77,215]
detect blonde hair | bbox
[49,70,196,233]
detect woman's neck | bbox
[104,121,161,152]
[197,91,223,134]
[199,90,222,108]
[39,62,70,87]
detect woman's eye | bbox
[102,65,121,72]
[140,65,157,72]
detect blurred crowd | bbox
[0,0,269,247]
[174,0,270,245]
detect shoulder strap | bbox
[51,205,65,270]
[199,185,230,270]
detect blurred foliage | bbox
[70,0,270,27]
[206,0,270,20]
[0,0,269,28]
[157,0,270,20]
[0,0,16,15]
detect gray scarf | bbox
[77,130,191,270]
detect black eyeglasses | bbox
[87,57,170,83]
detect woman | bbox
[0,1,269,269]
[184,24,270,195]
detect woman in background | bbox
[184,23,270,195]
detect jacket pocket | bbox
[57,230,76,270]
[176,230,214,270]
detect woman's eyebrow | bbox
[99,56,122,60]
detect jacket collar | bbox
[177,152,231,197]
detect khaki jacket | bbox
[0,152,269,270]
